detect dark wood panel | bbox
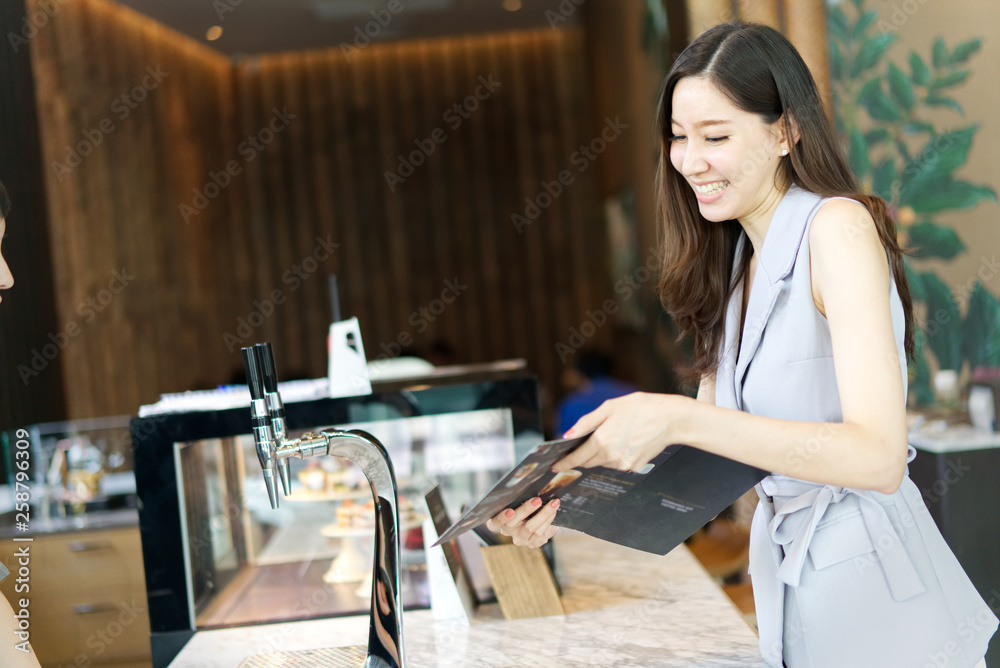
[29,0,239,419]
[0,0,68,432]
[25,0,606,425]
[235,29,606,397]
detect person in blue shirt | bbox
[555,350,638,438]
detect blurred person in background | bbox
[555,349,638,438]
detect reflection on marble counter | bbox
[168,531,766,667]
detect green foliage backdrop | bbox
[827,0,999,405]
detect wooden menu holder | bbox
[479,543,565,620]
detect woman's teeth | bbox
[694,181,729,194]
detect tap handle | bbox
[241,345,280,509]
[254,343,290,496]
[255,342,287,425]
[256,342,280,396]
[242,346,266,401]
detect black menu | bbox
[434,430,767,555]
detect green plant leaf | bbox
[909,342,935,406]
[932,36,948,68]
[857,76,883,104]
[902,122,935,135]
[850,0,863,11]
[865,89,903,123]
[888,62,915,111]
[852,10,879,40]
[865,128,892,144]
[905,180,998,214]
[644,0,668,40]
[872,158,897,200]
[905,262,926,302]
[920,271,962,370]
[925,95,964,114]
[931,70,970,90]
[848,127,871,178]
[829,39,845,81]
[895,137,911,162]
[909,52,931,86]
[859,82,903,122]
[899,126,977,197]
[963,280,1000,369]
[909,52,931,87]
[907,221,966,259]
[642,12,656,51]
[851,33,897,78]
[948,37,982,64]
[827,5,849,43]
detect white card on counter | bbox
[328,316,372,398]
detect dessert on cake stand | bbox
[320,498,424,597]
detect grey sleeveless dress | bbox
[714,185,998,667]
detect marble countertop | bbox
[168,531,766,667]
[909,424,1000,453]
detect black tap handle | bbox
[242,346,266,401]
[255,342,280,394]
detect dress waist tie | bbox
[759,476,925,598]
[751,454,925,667]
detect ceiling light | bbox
[206,25,223,41]
[502,0,522,11]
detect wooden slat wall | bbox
[235,30,607,409]
[0,0,69,432]
[28,0,608,421]
[29,0,241,419]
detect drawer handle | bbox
[67,540,111,552]
[72,603,118,615]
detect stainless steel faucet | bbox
[242,343,407,668]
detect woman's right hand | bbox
[485,496,561,548]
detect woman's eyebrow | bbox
[669,118,732,128]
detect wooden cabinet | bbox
[0,526,152,668]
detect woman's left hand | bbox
[553,392,694,473]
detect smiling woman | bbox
[487,20,997,668]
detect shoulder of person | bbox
[808,196,889,298]
[808,196,883,262]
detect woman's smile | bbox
[691,179,730,203]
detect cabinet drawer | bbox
[0,529,144,596]
[0,527,151,667]
[15,595,151,666]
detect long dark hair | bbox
[0,182,9,218]
[654,21,914,391]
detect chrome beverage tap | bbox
[241,343,407,668]
[254,343,293,497]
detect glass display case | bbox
[0,415,137,522]
[177,408,515,629]
[132,364,541,668]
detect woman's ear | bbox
[780,111,801,148]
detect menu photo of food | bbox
[433,430,593,545]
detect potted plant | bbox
[827,0,999,406]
